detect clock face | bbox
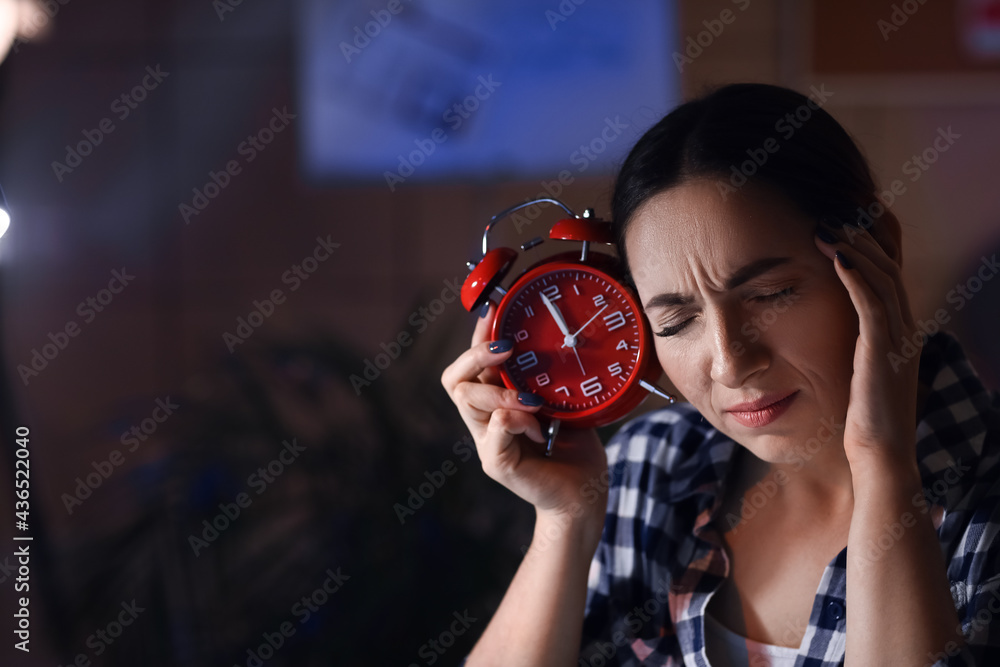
[493,263,649,424]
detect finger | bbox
[480,409,547,477]
[828,223,916,327]
[815,228,906,346]
[440,336,513,394]
[471,301,505,385]
[471,300,495,346]
[452,381,545,440]
[829,245,906,353]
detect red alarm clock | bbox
[460,198,676,455]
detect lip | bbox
[724,390,799,429]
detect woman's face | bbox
[625,178,860,463]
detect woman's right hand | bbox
[440,303,610,525]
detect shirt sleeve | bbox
[578,417,677,666]
[933,488,1000,666]
[579,431,627,662]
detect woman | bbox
[441,83,1000,666]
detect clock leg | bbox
[639,379,678,404]
[545,418,561,457]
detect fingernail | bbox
[518,392,544,406]
[489,339,512,353]
[835,250,853,269]
[479,301,491,318]
[816,227,838,244]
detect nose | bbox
[706,304,770,388]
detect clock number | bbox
[604,310,626,332]
[524,305,535,318]
[555,386,570,396]
[515,329,529,341]
[608,362,623,377]
[541,285,562,302]
[516,351,538,370]
[580,376,603,397]
[616,339,628,351]
[592,294,606,308]
[535,373,550,387]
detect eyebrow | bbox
[643,256,793,311]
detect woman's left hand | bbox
[814,221,923,472]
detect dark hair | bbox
[611,83,886,283]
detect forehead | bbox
[624,179,810,281]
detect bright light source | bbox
[0,183,8,239]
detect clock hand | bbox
[562,304,608,348]
[540,293,576,348]
[570,345,586,376]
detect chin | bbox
[743,422,844,468]
[734,432,811,465]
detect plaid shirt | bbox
[581,331,1000,666]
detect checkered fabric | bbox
[581,331,1000,666]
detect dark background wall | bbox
[0,1,998,665]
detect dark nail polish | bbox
[518,392,544,406]
[489,339,513,353]
[479,301,490,318]
[835,250,853,269]
[816,227,838,244]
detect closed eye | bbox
[753,287,795,302]
[654,319,692,338]
[655,287,796,338]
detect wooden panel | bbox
[813,0,1000,74]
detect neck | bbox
[731,437,856,520]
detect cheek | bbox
[765,288,859,386]
[651,337,707,401]
[795,289,857,348]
